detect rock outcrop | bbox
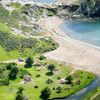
[77,0,100,17]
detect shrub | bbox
[34,85,38,89]
[36,74,41,78]
[39,55,46,60]
[48,64,55,74]
[24,57,34,68]
[7,2,21,8]
[6,63,17,70]
[56,86,62,93]
[57,77,61,80]
[46,79,53,84]
[53,87,55,90]
[9,66,18,79]
[65,75,73,84]
[40,87,51,100]
[0,77,9,86]
[18,69,31,78]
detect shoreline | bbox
[40,16,100,75]
[60,22,100,50]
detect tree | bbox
[48,64,55,74]
[40,87,51,100]
[25,57,34,68]
[15,87,26,100]
[9,66,18,79]
[65,75,73,84]
[6,63,17,70]
[56,86,62,93]
[39,55,46,60]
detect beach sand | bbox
[58,0,77,4]
[40,16,100,75]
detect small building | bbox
[59,79,66,84]
[18,58,24,62]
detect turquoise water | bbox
[60,21,100,47]
[34,0,55,3]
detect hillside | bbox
[78,0,100,17]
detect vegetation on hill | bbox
[78,0,100,17]
[7,2,21,8]
[0,21,58,61]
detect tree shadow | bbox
[45,72,54,76]
[24,64,32,68]
[9,77,17,80]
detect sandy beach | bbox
[58,0,77,4]
[40,16,100,75]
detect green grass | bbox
[0,60,95,100]
[0,37,58,61]
[0,22,12,33]
[93,94,100,100]
[83,87,100,100]
[7,2,21,8]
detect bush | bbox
[56,86,62,93]
[39,55,46,60]
[46,79,53,84]
[48,64,55,74]
[24,57,34,68]
[7,2,21,8]
[53,87,55,90]
[40,87,51,100]
[34,85,38,89]
[9,66,19,79]
[6,63,17,70]
[57,77,61,80]
[0,77,9,86]
[0,31,37,51]
[65,75,73,84]
[18,69,31,78]
[36,74,41,78]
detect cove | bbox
[34,0,55,3]
[60,20,100,48]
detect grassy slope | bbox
[0,22,58,61]
[0,22,12,33]
[0,23,22,60]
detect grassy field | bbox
[0,22,12,33]
[0,59,95,100]
[83,87,100,100]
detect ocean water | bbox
[60,21,100,47]
[34,0,55,3]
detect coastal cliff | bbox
[77,0,100,17]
